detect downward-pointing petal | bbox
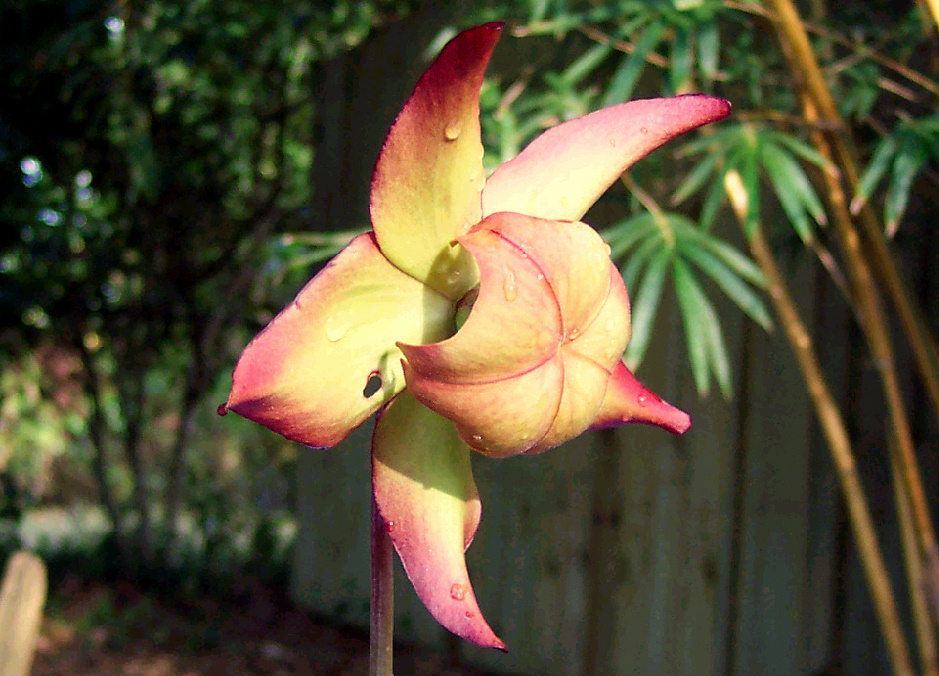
[483,95,731,221]
[372,391,506,650]
[370,22,503,299]
[225,233,453,448]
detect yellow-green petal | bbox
[372,391,506,650]
[225,233,453,448]
[369,22,503,299]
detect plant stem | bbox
[370,490,394,676]
[766,0,939,634]
[723,169,916,676]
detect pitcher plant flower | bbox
[222,22,730,650]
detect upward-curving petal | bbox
[482,95,732,221]
[372,391,505,650]
[225,233,453,449]
[370,22,503,300]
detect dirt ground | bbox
[31,574,495,676]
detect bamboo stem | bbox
[723,170,916,676]
[370,491,394,676]
[890,431,939,676]
[766,0,939,630]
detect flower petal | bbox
[400,213,630,456]
[590,360,692,434]
[225,233,453,448]
[369,22,503,299]
[482,95,732,221]
[372,391,506,650]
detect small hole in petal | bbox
[363,371,382,398]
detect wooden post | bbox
[0,551,47,676]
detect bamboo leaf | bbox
[760,142,817,241]
[670,24,693,93]
[678,239,773,330]
[620,230,664,291]
[697,18,720,82]
[672,150,722,205]
[601,20,667,107]
[672,257,711,395]
[851,134,897,214]
[624,251,670,369]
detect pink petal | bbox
[369,22,503,299]
[400,213,631,456]
[224,233,453,448]
[590,360,692,434]
[482,95,731,221]
[372,392,506,650]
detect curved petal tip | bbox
[591,361,691,435]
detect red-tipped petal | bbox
[370,22,504,299]
[483,95,731,221]
[225,233,453,448]
[591,361,692,434]
[372,392,506,650]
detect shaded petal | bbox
[370,22,503,300]
[372,391,505,650]
[590,360,692,434]
[225,233,453,448]
[400,213,629,456]
[482,95,732,221]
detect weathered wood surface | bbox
[291,10,938,675]
[0,551,47,676]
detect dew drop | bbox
[637,393,648,407]
[325,315,349,342]
[567,327,580,340]
[603,242,612,256]
[608,138,616,147]
[502,266,517,301]
[444,121,461,141]
[450,583,466,601]
[216,403,229,416]
[471,434,482,442]
[536,273,545,281]
[464,610,475,619]
[385,520,395,533]
[640,126,648,134]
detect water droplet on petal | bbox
[567,327,580,340]
[608,138,616,147]
[471,434,482,442]
[502,266,517,301]
[640,126,648,134]
[444,121,461,141]
[536,273,545,281]
[637,394,648,407]
[325,315,349,342]
[603,242,612,256]
[385,520,395,533]
[465,610,475,619]
[450,583,466,601]
[216,403,228,416]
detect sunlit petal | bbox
[370,22,503,299]
[225,233,453,448]
[372,392,505,650]
[482,95,732,221]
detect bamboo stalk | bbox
[890,431,939,676]
[766,0,939,630]
[723,169,915,676]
